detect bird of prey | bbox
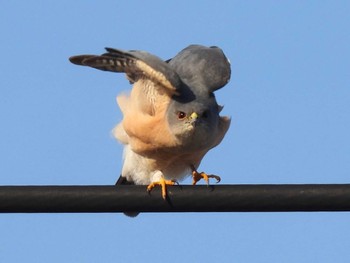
[69,44,231,200]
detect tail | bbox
[115,176,140,217]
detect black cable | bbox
[1,184,350,213]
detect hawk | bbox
[69,45,231,203]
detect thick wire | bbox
[1,184,350,213]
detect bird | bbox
[69,44,231,201]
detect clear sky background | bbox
[1,1,350,262]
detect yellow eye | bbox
[177,111,187,120]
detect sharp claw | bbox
[191,168,221,185]
[209,175,221,183]
[147,183,155,193]
[146,178,177,199]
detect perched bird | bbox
[69,45,231,200]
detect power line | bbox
[1,184,350,213]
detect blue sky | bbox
[1,1,350,262]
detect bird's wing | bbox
[70,48,182,153]
[69,47,182,96]
[168,45,231,93]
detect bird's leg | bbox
[191,165,221,185]
[147,177,178,199]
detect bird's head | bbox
[168,98,221,150]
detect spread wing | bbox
[69,48,183,153]
[69,47,182,96]
[167,45,231,93]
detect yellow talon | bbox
[191,166,221,185]
[147,178,177,199]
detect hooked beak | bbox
[189,112,199,125]
[190,112,198,120]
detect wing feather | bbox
[69,48,181,96]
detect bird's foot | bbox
[191,168,221,186]
[147,178,178,199]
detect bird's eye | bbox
[177,111,187,120]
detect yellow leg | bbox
[147,177,177,199]
[191,166,221,185]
